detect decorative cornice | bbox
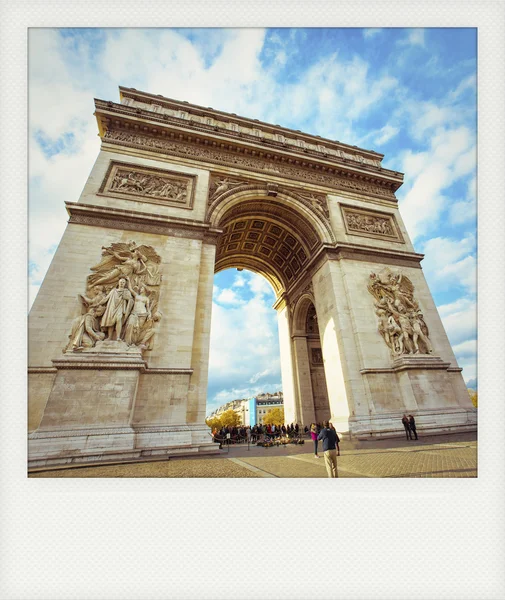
[99,124,400,202]
[52,359,147,371]
[144,368,194,375]
[325,243,424,268]
[65,202,223,240]
[28,367,58,374]
[360,355,451,374]
[99,93,403,182]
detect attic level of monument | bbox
[95,90,403,202]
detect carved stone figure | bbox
[368,268,433,357]
[410,310,433,355]
[88,245,148,288]
[124,278,151,346]
[65,241,163,353]
[65,305,106,351]
[99,278,134,342]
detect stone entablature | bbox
[101,127,399,202]
[117,87,391,172]
[95,94,403,202]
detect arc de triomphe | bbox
[28,87,476,468]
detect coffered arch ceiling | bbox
[214,197,324,296]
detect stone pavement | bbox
[29,432,477,478]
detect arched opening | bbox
[292,295,331,425]
[206,267,283,424]
[206,189,332,429]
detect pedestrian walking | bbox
[329,422,341,456]
[310,423,320,458]
[317,421,339,478]
[402,414,412,440]
[409,415,418,440]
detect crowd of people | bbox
[211,422,307,446]
[211,416,420,479]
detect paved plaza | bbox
[29,432,477,478]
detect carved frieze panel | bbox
[103,129,397,201]
[367,267,433,357]
[341,205,404,242]
[99,161,196,209]
[64,241,163,355]
[311,348,324,365]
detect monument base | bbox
[28,424,219,469]
[351,354,477,439]
[349,407,477,440]
[28,343,219,469]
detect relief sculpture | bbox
[367,268,433,357]
[110,168,188,202]
[64,241,162,353]
[347,212,394,235]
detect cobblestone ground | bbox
[29,433,477,478]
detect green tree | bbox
[219,408,242,428]
[262,407,285,426]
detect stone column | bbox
[276,304,298,424]
[312,258,363,430]
[186,241,217,425]
[292,335,316,425]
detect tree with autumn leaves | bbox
[262,407,285,426]
[205,408,242,431]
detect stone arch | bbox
[211,188,331,296]
[292,293,316,336]
[288,292,331,425]
[208,185,335,246]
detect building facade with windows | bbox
[208,392,284,426]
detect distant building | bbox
[208,391,283,426]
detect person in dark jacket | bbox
[409,415,418,440]
[402,414,412,440]
[329,422,341,456]
[317,421,339,477]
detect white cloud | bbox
[399,126,475,240]
[208,270,280,407]
[249,369,271,384]
[232,274,246,288]
[449,177,476,226]
[421,235,476,294]
[452,339,477,357]
[437,297,477,347]
[363,29,382,39]
[374,124,400,145]
[449,74,476,100]
[248,272,275,297]
[398,29,425,47]
[215,288,246,306]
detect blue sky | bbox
[28,27,477,414]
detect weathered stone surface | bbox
[28,87,475,469]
